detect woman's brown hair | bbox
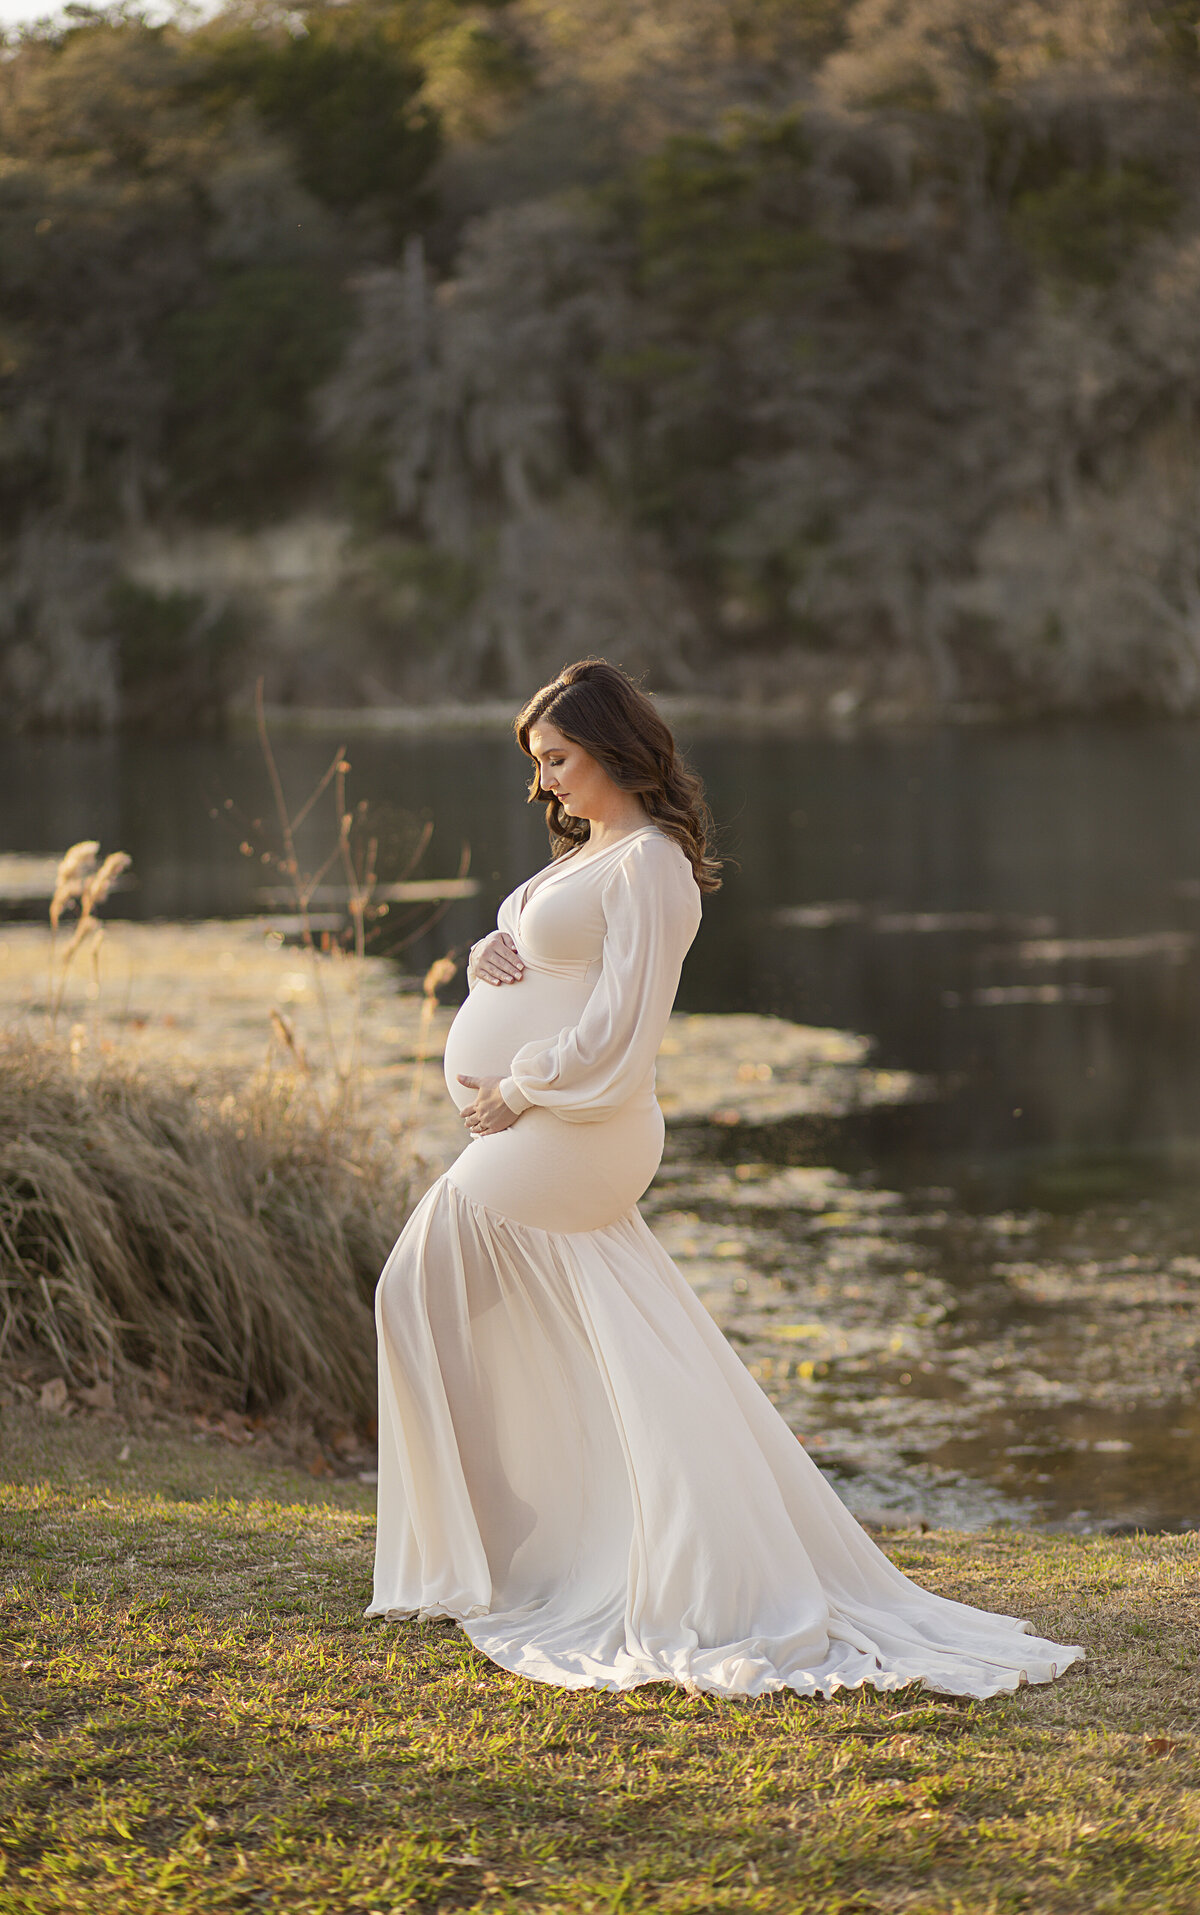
[514,658,722,893]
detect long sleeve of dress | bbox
[498,834,701,1123]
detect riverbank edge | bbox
[244,692,1019,738]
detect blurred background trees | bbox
[6,0,1200,726]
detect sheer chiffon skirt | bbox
[367,1175,1084,1698]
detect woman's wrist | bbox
[498,1076,531,1115]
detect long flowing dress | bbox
[368,825,1085,1697]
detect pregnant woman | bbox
[368,658,1084,1698]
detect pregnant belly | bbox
[442,964,665,1232]
[443,969,595,1111]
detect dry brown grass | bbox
[0,1032,406,1425]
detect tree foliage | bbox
[162,265,351,518]
[9,0,1200,723]
[194,9,441,232]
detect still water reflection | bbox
[3,718,1199,1526]
[6,719,1200,1182]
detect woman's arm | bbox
[498,834,702,1123]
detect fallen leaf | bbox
[38,1377,68,1413]
[1144,1736,1182,1757]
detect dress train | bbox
[368,1177,1083,1698]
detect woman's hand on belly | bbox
[457,1075,522,1137]
[472,932,524,985]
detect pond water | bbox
[4,717,1200,1530]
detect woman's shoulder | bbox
[609,826,702,902]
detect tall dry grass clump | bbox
[0,1033,405,1424]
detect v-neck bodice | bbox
[512,827,663,964]
[517,826,660,923]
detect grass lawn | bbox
[2,1408,1198,1914]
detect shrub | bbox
[161,265,351,520]
[0,1036,404,1425]
[196,11,440,235]
[1011,160,1179,286]
[632,112,827,326]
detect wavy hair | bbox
[514,658,722,893]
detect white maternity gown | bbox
[368,825,1084,1697]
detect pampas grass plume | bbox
[80,851,132,917]
[423,955,458,999]
[49,841,99,931]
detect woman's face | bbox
[527,721,617,822]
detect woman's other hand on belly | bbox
[472,932,524,985]
[457,1075,522,1137]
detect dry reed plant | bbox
[250,680,467,1108]
[47,841,132,1022]
[0,1032,404,1423]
